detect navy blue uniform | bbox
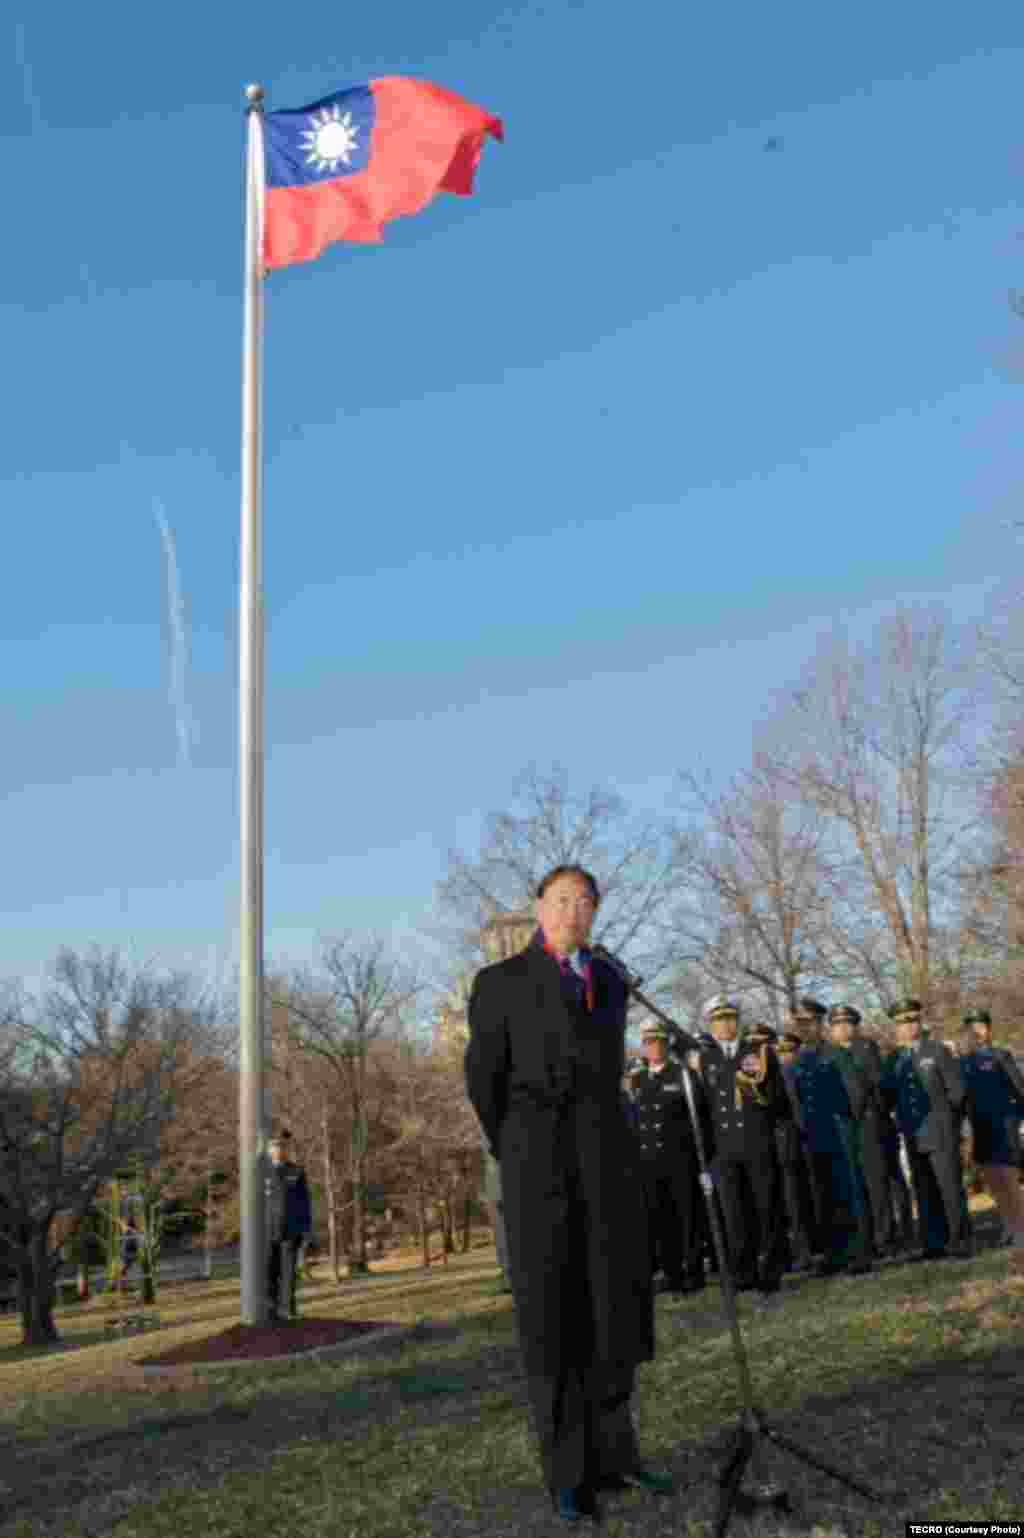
[265,1158,312,1318]
[961,1047,1024,1166]
[696,1033,791,1292]
[792,1045,869,1269]
[777,1060,822,1264]
[631,1061,703,1290]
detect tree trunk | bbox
[348,1141,370,1276]
[417,1188,430,1269]
[19,1230,59,1346]
[460,1194,472,1254]
[321,1098,341,1285]
[140,1252,156,1306]
[203,1169,214,1281]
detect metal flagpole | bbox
[239,82,268,1325]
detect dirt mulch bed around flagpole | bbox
[136,1317,402,1367]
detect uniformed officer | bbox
[775,1030,820,1269]
[826,1005,884,1264]
[264,1130,312,1321]
[881,1000,970,1260]
[632,1021,704,1294]
[960,1008,1024,1249]
[691,997,791,1300]
[790,998,870,1276]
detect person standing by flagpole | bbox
[236,76,502,1326]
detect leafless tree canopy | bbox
[272,936,423,1275]
[673,756,832,1027]
[436,762,683,986]
[0,948,218,1344]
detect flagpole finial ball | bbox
[245,83,265,106]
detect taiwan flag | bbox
[262,77,503,270]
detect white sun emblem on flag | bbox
[301,105,360,174]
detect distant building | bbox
[434,910,535,1051]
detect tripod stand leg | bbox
[761,1422,889,1504]
[713,1422,754,1538]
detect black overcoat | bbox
[465,934,654,1380]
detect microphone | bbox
[592,944,700,1051]
[591,943,644,989]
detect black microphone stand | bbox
[598,948,893,1537]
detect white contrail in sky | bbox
[155,501,195,769]
[13,21,45,134]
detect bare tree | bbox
[273,937,420,1276]
[673,756,831,1026]
[436,763,682,988]
[384,1036,482,1267]
[0,949,206,1344]
[773,609,978,1007]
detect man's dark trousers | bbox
[642,1157,703,1285]
[715,1154,788,1287]
[523,1163,639,1490]
[267,1237,301,1318]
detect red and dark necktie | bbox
[544,939,595,1011]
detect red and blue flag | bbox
[262,77,503,270]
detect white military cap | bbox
[703,995,740,1024]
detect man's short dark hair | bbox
[536,864,601,904]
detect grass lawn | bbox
[0,1221,1022,1537]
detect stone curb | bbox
[135,1323,417,1377]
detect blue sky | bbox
[3,2,1023,996]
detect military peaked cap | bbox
[828,1003,861,1026]
[793,996,826,1018]
[888,998,922,1022]
[963,1008,992,1027]
[703,994,740,1023]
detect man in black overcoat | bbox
[465,865,667,1524]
